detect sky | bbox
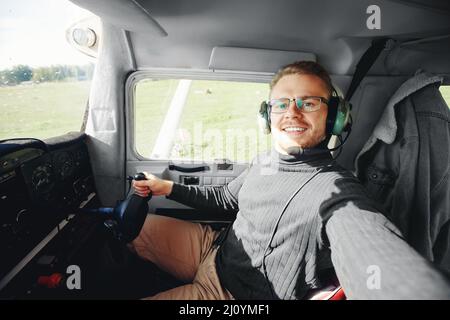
[0,0,96,70]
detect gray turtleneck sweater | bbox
[167,149,450,299]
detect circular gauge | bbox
[31,164,55,194]
[74,148,88,168]
[53,151,75,180]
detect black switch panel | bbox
[181,176,199,185]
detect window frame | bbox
[125,68,273,162]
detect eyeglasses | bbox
[268,96,328,113]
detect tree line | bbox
[0,64,95,86]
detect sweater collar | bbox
[270,142,333,167]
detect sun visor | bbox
[70,0,167,36]
[209,47,316,73]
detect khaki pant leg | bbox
[146,248,234,300]
[130,214,218,282]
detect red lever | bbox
[37,273,64,288]
[329,287,346,300]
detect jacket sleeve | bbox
[324,198,450,299]
[430,173,450,272]
[165,167,249,214]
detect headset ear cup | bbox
[332,99,351,135]
[326,97,339,135]
[326,96,351,136]
[258,101,271,134]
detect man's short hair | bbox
[270,61,333,97]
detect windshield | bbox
[0,0,97,140]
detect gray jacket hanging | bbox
[355,72,450,274]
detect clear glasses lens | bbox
[301,97,322,112]
[271,99,289,111]
[269,97,322,113]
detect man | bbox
[131,61,450,299]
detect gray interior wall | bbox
[85,23,134,206]
[70,0,450,76]
[385,39,450,75]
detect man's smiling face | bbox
[270,73,330,154]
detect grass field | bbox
[440,85,450,103]
[1,81,449,162]
[0,81,90,140]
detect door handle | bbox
[168,164,210,173]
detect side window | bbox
[440,86,450,108]
[0,1,97,140]
[135,79,271,163]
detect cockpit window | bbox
[0,0,97,140]
[134,78,271,163]
[440,86,450,108]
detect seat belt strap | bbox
[345,38,390,101]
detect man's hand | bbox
[132,172,174,197]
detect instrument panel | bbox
[0,134,96,282]
[20,145,93,210]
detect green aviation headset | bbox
[258,87,352,136]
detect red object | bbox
[37,273,64,288]
[329,287,346,300]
